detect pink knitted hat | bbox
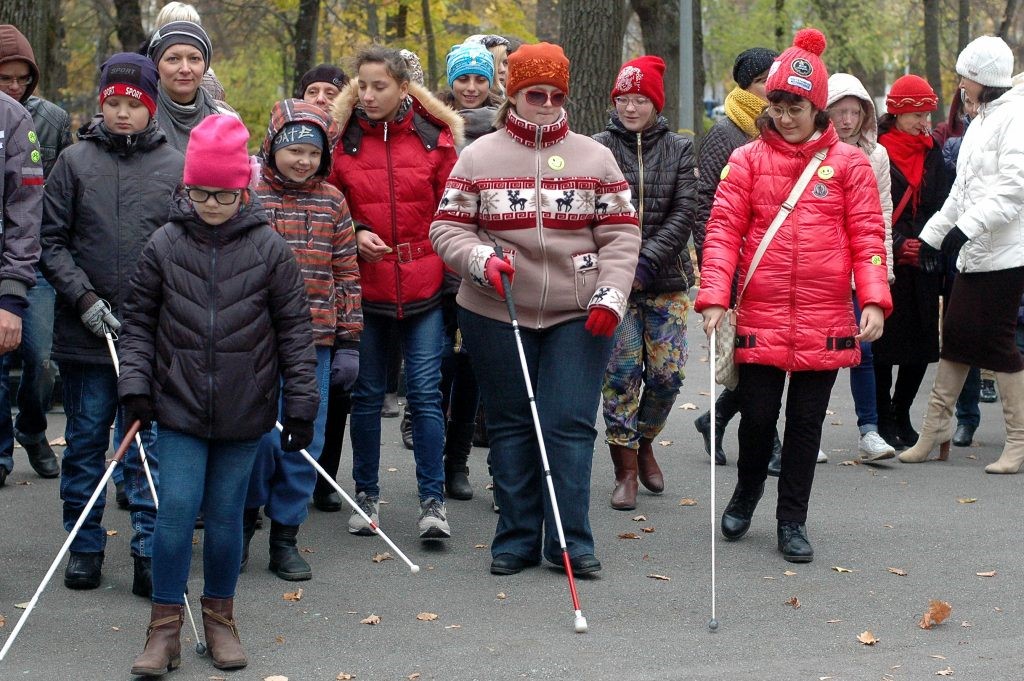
[765,28,830,110]
[184,114,250,190]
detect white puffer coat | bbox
[919,83,1024,272]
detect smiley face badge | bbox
[817,165,834,180]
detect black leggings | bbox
[736,364,838,523]
[314,386,351,497]
[874,362,928,416]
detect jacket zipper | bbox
[207,240,218,437]
[535,123,548,328]
[636,132,645,230]
[385,121,404,320]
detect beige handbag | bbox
[715,147,830,389]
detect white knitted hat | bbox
[956,36,1014,88]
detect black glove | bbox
[77,291,121,338]
[280,417,314,453]
[940,226,970,258]
[919,241,944,274]
[330,349,360,391]
[121,394,154,429]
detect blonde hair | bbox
[155,2,201,27]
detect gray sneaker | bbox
[417,498,451,539]
[858,431,896,461]
[347,492,379,536]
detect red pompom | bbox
[793,28,827,56]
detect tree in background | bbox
[559,0,628,135]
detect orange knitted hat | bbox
[506,42,570,98]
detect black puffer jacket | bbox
[25,96,72,178]
[593,114,697,293]
[117,193,319,440]
[694,117,749,266]
[40,117,184,365]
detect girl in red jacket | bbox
[328,46,461,540]
[695,29,892,563]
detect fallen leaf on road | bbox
[336,674,355,680]
[976,570,996,577]
[360,615,380,625]
[16,480,31,485]
[416,612,439,621]
[274,635,285,644]
[658,439,672,446]
[372,552,393,563]
[210,676,227,680]
[282,589,303,602]
[884,524,894,529]
[111,626,120,631]
[14,602,29,610]
[445,624,461,629]
[956,497,977,504]
[301,547,315,554]
[839,460,859,466]
[961,621,972,627]
[632,515,647,521]
[618,532,641,540]
[264,676,288,681]
[967,454,977,460]
[496,593,507,600]
[919,600,952,629]
[832,566,854,573]
[106,530,118,536]
[826,619,842,624]
[857,630,879,645]
[698,391,710,396]
[930,655,946,660]
[826,409,835,415]
[386,467,398,472]
[830,420,843,425]
[783,570,797,576]
[473,544,487,549]
[641,526,655,533]
[679,403,697,410]
[0,614,5,627]
[785,596,800,609]
[678,498,697,506]
[935,668,954,676]
[647,574,671,581]
[408,674,421,680]
[887,567,908,576]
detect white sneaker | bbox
[418,498,451,539]
[347,492,379,535]
[858,431,896,461]
[816,449,828,464]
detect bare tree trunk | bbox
[923,0,943,113]
[958,0,970,52]
[560,0,626,135]
[998,0,1019,37]
[366,0,381,41]
[421,0,438,88]
[692,0,705,147]
[386,2,409,40]
[536,0,561,43]
[0,0,64,100]
[631,0,679,131]
[292,0,321,97]
[112,0,145,52]
[774,0,786,51]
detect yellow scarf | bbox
[724,87,765,139]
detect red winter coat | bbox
[328,82,462,319]
[695,125,892,372]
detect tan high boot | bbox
[899,359,970,463]
[986,370,1024,474]
[609,444,639,510]
[130,603,183,677]
[201,596,248,670]
[637,437,665,493]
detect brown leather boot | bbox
[609,444,639,510]
[637,437,665,493]
[130,603,183,677]
[201,596,247,670]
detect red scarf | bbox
[879,127,934,215]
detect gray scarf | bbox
[155,84,223,154]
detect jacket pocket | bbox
[572,252,599,309]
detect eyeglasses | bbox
[613,96,652,108]
[767,103,812,120]
[523,89,566,107]
[187,187,241,205]
[0,74,34,88]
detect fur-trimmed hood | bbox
[331,80,464,149]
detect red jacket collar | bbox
[504,110,569,149]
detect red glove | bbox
[896,238,921,267]
[484,255,515,299]
[585,307,619,337]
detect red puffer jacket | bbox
[695,124,892,372]
[328,82,462,319]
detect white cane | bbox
[709,328,719,633]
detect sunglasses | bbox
[523,89,566,107]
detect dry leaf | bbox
[264,676,288,681]
[300,547,315,554]
[496,592,507,600]
[0,614,5,628]
[679,402,697,410]
[887,567,908,576]
[408,674,421,680]
[416,612,439,621]
[698,391,710,396]
[826,619,843,624]
[210,676,227,680]
[49,436,67,446]
[386,467,398,472]
[647,574,671,581]
[785,596,800,609]
[337,674,356,680]
[919,600,952,629]
[783,570,797,576]
[967,454,977,460]
[641,526,655,533]
[884,524,894,528]
[14,602,29,610]
[935,668,954,676]
[618,532,641,540]
[274,635,285,644]
[658,439,673,446]
[372,552,393,563]
[631,514,647,521]
[678,498,697,506]
[956,497,978,504]
[473,544,487,549]
[857,630,879,645]
[360,614,380,625]
[839,460,859,466]
[111,626,120,631]
[976,570,997,577]
[105,529,118,536]
[445,624,462,629]
[15,480,31,485]
[193,534,200,545]
[930,655,946,660]
[832,566,854,573]
[282,589,303,602]
[961,621,972,628]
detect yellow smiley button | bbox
[870,254,882,266]
[817,165,835,180]
[720,164,731,180]
[548,155,565,171]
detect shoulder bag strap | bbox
[737,147,830,305]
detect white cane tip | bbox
[410,564,421,574]
[708,618,719,632]
[574,616,588,633]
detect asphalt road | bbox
[1,310,1022,680]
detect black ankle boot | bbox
[721,482,764,541]
[877,408,902,450]
[64,550,103,589]
[268,521,311,581]
[444,421,475,500]
[777,521,813,563]
[400,408,414,450]
[893,409,919,448]
[766,433,783,477]
[240,508,259,571]
[132,555,153,597]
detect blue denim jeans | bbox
[0,272,56,472]
[460,309,613,563]
[956,366,981,428]
[350,309,445,501]
[849,294,879,433]
[57,361,158,557]
[150,428,259,604]
[247,345,330,526]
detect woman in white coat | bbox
[901,36,1024,473]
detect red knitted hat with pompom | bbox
[764,28,830,110]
